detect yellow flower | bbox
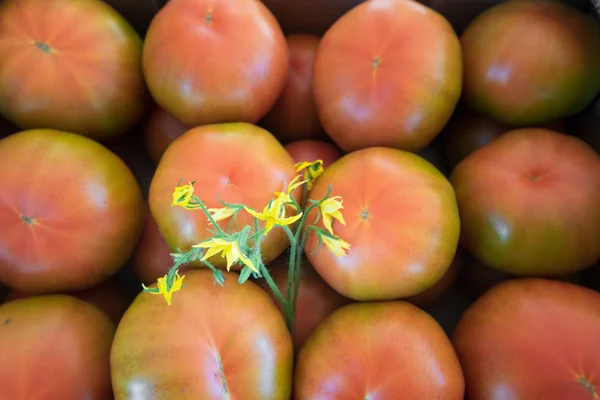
[244,198,303,236]
[171,183,195,208]
[193,237,257,273]
[207,206,238,222]
[296,160,324,190]
[274,175,307,207]
[142,272,185,306]
[320,196,346,235]
[320,233,351,257]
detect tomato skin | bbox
[0,129,144,293]
[264,255,351,351]
[149,123,299,269]
[295,301,465,399]
[313,0,462,153]
[142,0,289,128]
[305,147,460,301]
[261,34,326,142]
[284,139,342,168]
[406,248,462,307]
[111,270,293,399]
[0,295,115,399]
[453,278,600,400]
[0,0,147,140]
[143,105,189,164]
[451,128,600,276]
[461,0,600,126]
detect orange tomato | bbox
[143,105,189,164]
[284,139,342,168]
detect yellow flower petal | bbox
[152,272,185,306]
[319,196,346,235]
[207,207,237,222]
[171,183,195,208]
[320,234,351,257]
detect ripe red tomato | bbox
[150,123,299,269]
[0,0,147,140]
[406,248,463,307]
[305,147,460,301]
[295,302,465,399]
[143,105,189,164]
[261,34,326,142]
[264,255,350,351]
[451,128,600,276]
[284,139,342,168]
[0,295,115,399]
[142,0,289,128]
[111,270,293,399]
[312,0,462,153]
[461,0,600,126]
[3,276,131,325]
[443,106,567,169]
[0,129,144,293]
[131,204,192,285]
[453,278,600,399]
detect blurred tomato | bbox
[313,0,462,153]
[406,248,462,307]
[0,0,147,140]
[150,123,299,269]
[461,0,600,126]
[264,255,350,351]
[284,139,342,168]
[305,147,460,301]
[0,130,144,293]
[111,270,293,399]
[262,34,326,142]
[143,105,189,164]
[4,276,131,325]
[0,295,115,399]
[295,302,464,398]
[454,279,600,399]
[451,128,600,277]
[443,106,567,169]
[568,96,600,154]
[143,0,288,127]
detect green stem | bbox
[191,195,227,236]
[260,262,293,329]
[293,226,313,312]
[282,225,297,309]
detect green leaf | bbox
[213,270,226,286]
[238,266,253,284]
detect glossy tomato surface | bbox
[313,0,462,153]
[261,34,326,142]
[150,123,299,269]
[0,0,147,139]
[451,128,600,276]
[0,129,144,293]
[453,278,600,400]
[295,301,465,399]
[111,270,293,399]
[284,139,342,168]
[461,0,600,126]
[0,295,115,399]
[4,276,131,325]
[305,147,460,301]
[143,105,189,164]
[143,0,288,127]
[265,255,350,351]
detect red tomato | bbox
[443,106,568,169]
[284,139,342,168]
[0,295,115,399]
[295,302,465,399]
[111,270,293,399]
[142,0,289,128]
[261,34,326,142]
[0,129,144,293]
[150,123,299,269]
[0,0,147,140]
[305,147,460,301]
[461,0,600,126]
[453,278,600,399]
[451,128,600,276]
[263,255,350,351]
[131,204,193,285]
[312,0,462,153]
[143,105,189,164]
[406,247,462,307]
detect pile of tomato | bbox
[0,0,599,398]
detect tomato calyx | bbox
[20,215,35,225]
[578,376,597,398]
[34,41,52,54]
